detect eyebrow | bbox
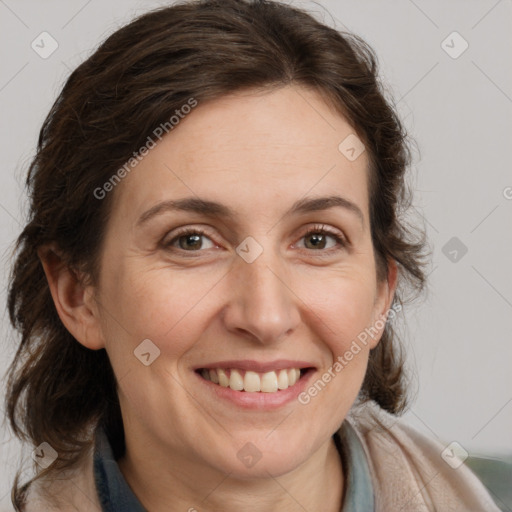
[136,194,365,227]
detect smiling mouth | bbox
[196,367,313,393]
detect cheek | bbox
[99,259,217,361]
[295,282,376,426]
[300,271,378,356]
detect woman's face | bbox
[89,84,396,478]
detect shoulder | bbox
[18,442,100,512]
[344,400,500,512]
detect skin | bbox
[41,84,397,512]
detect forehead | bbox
[111,85,370,225]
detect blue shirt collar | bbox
[93,420,374,511]
[93,428,146,512]
[337,420,375,511]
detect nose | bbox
[221,245,301,345]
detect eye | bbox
[162,224,347,256]
[162,228,216,252]
[295,224,347,252]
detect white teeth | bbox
[201,367,304,393]
[209,369,219,384]
[277,369,289,390]
[244,371,261,392]
[261,371,278,393]
[229,369,244,391]
[217,368,229,387]
[288,368,299,386]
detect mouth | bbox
[195,366,315,393]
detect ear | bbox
[368,258,398,349]
[38,245,105,350]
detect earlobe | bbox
[382,258,398,315]
[369,258,399,349]
[38,245,105,350]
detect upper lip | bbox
[195,360,316,373]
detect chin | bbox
[199,430,319,480]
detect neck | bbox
[118,432,344,512]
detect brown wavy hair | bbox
[4,0,428,507]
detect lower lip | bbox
[194,369,316,410]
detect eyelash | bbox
[163,224,347,256]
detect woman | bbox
[4,0,499,510]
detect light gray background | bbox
[1,0,511,508]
